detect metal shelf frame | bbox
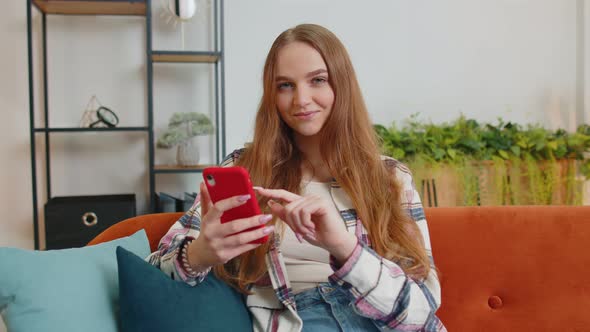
[26,0,225,249]
[146,0,226,211]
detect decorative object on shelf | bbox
[157,112,214,166]
[375,114,590,206]
[160,0,210,50]
[79,95,119,128]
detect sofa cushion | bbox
[0,230,150,332]
[116,246,252,332]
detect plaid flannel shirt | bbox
[147,149,446,332]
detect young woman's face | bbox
[274,41,335,139]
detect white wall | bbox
[0,0,588,330]
[1,3,30,330]
[585,0,590,124]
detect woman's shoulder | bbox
[380,155,415,186]
[380,155,412,175]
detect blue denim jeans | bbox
[294,283,379,332]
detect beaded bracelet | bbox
[180,239,200,278]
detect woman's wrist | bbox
[182,238,211,275]
[329,233,359,265]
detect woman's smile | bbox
[293,110,320,120]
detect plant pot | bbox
[408,158,584,207]
[583,179,590,205]
[176,137,200,166]
[474,160,509,206]
[540,159,581,205]
[410,163,463,207]
[548,159,571,205]
[501,159,581,205]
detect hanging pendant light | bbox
[166,0,197,20]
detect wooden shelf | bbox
[154,165,214,174]
[32,0,146,16]
[151,51,221,63]
[34,126,149,132]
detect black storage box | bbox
[44,194,136,250]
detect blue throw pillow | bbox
[0,230,150,332]
[116,246,253,332]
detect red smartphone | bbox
[202,166,269,244]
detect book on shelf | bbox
[156,192,198,213]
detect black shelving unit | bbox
[27,0,225,250]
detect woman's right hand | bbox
[187,182,274,272]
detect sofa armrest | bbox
[87,212,183,252]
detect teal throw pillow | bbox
[116,246,253,332]
[0,230,150,332]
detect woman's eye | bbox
[277,82,293,90]
[312,77,328,85]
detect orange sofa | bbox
[88,206,590,331]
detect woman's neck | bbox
[295,134,333,182]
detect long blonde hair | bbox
[214,24,430,292]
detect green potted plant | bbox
[374,115,590,206]
[157,112,214,166]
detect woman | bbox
[148,24,445,332]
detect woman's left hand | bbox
[254,187,358,263]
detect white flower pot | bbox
[177,137,200,166]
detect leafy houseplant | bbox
[157,112,214,166]
[374,114,590,206]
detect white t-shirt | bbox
[280,181,340,294]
